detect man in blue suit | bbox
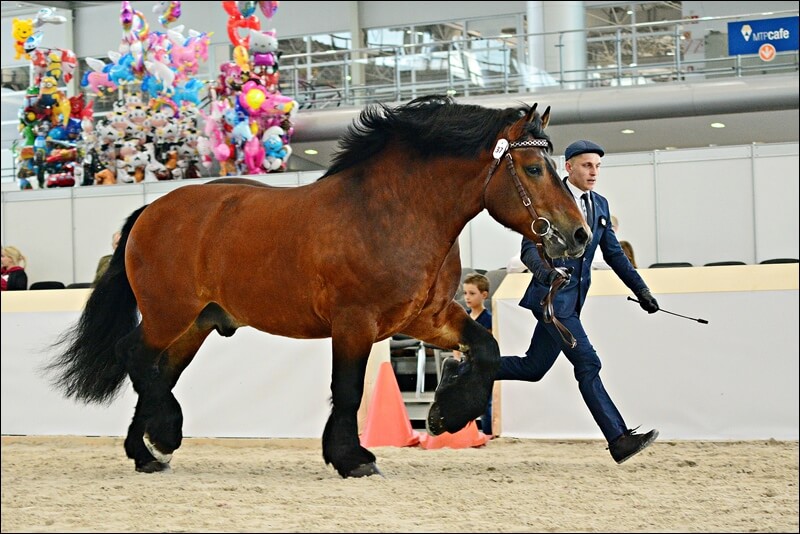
[497,140,660,463]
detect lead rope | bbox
[537,243,577,349]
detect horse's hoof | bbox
[143,432,173,464]
[135,460,171,473]
[426,402,446,436]
[437,357,461,391]
[347,462,384,478]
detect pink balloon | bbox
[259,0,279,18]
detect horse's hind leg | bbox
[323,318,381,478]
[123,304,233,472]
[117,325,176,472]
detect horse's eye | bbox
[524,165,542,177]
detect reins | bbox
[539,264,577,348]
[481,137,577,349]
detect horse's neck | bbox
[367,157,488,246]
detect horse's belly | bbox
[218,283,332,340]
[238,309,331,340]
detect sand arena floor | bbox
[1,435,797,533]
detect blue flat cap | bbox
[564,140,605,161]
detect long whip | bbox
[627,296,709,324]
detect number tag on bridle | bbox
[493,139,509,160]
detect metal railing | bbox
[3,9,798,185]
[276,9,798,109]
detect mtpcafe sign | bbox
[727,16,799,62]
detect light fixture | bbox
[621,129,635,134]
[711,122,726,129]
[304,149,318,155]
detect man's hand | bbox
[636,289,659,314]
[547,266,572,286]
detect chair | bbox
[648,262,693,269]
[704,261,746,267]
[389,334,428,398]
[759,258,799,264]
[29,281,66,290]
[66,282,93,288]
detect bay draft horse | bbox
[48,95,590,478]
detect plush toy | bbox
[243,135,265,174]
[95,168,117,185]
[12,18,35,60]
[263,133,290,171]
[248,29,280,71]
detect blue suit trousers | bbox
[496,309,627,443]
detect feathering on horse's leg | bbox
[427,318,500,436]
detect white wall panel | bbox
[753,152,800,262]
[3,189,73,285]
[594,160,657,268]
[655,155,755,266]
[71,187,145,284]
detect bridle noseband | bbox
[481,136,577,349]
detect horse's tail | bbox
[46,205,148,405]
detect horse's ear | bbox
[525,103,551,130]
[541,105,551,130]
[525,103,539,124]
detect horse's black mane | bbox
[319,95,551,178]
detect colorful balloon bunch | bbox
[11,8,85,189]
[200,0,296,175]
[80,0,209,104]
[15,1,216,189]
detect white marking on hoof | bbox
[143,433,173,464]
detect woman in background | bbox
[1,246,28,291]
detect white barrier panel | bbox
[493,265,799,441]
[1,290,336,438]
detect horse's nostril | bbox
[575,227,589,245]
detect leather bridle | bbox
[481,136,577,349]
[481,137,557,240]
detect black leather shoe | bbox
[609,427,659,464]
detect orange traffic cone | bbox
[419,420,491,450]
[360,361,421,448]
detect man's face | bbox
[566,153,602,192]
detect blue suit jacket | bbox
[518,187,648,317]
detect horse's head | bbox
[483,104,590,259]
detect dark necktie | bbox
[581,192,593,225]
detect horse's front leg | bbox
[426,314,500,436]
[323,317,381,478]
